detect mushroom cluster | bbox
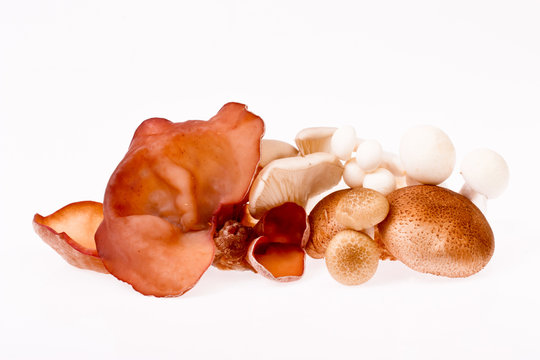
[33,103,510,296]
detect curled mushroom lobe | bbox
[247,202,309,282]
[34,103,265,297]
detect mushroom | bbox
[305,189,349,259]
[362,168,396,196]
[459,148,509,212]
[325,230,380,285]
[295,127,337,155]
[330,125,357,160]
[259,139,298,168]
[33,201,108,273]
[356,139,383,172]
[399,125,456,185]
[342,159,366,188]
[335,188,389,232]
[248,152,343,219]
[377,185,494,278]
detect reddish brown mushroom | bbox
[33,201,107,273]
[377,185,494,277]
[94,102,264,297]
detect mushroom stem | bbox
[459,183,488,213]
[364,227,375,239]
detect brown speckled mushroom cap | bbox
[377,185,494,277]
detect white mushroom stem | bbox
[380,151,405,176]
[460,183,488,213]
[363,227,375,239]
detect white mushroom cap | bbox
[399,125,456,185]
[248,152,344,219]
[259,139,298,168]
[356,139,382,172]
[295,127,337,155]
[331,125,357,160]
[343,159,366,188]
[362,168,396,196]
[460,148,509,199]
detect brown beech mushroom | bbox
[305,190,349,259]
[248,152,343,219]
[33,201,107,273]
[335,188,389,232]
[377,185,494,277]
[325,230,381,285]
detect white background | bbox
[1,1,539,359]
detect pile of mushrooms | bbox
[33,104,510,296]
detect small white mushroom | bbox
[343,159,366,188]
[295,127,337,155]
[399,125,456,185]
[330,125,357,160]
[459,148,509,212]
[259,139,298,168]
[362,168,396,196]
[380,151,405,177]
[355,139,383,172]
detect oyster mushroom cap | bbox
[377,185,494,278]
[335,188,389,231]
[294,127,337,155]
[325,230,381,285]
[248,152,343,219]
[259,139,298,168]
[399,125,456,185]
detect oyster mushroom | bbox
[248,152,343,219]
[294,127,336,155]
[377,185,494,278]
[259,139,298,168]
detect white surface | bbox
[1,1,539,359]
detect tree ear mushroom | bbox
[377,185,494,278]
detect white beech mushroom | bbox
[295,127,337,155]
[399,125,456,185]
[459,148,509,212]
[248,152,343,219]
[343,159,366,188]
[362,168,396,196]
[355,139,383,172]
[330,125,357,160]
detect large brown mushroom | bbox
[377,185,494,277]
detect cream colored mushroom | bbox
[362,168,396,196]
[399,125,456,185]
[295,127,337,155]
[331,125,357,160]
[459,148,509,212]
[355,139,383,172]
[259,139,298,168]
[343,159,366,188]
[248,152,344,219]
